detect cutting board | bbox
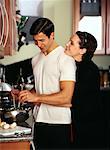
[0,126,31,136]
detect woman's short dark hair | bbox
[76,31,97,61]
[30,17,54,38]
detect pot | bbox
[0,91,14,111]
[1,109,29,124]
[0,82,12,91]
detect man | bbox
[19,17,76,149]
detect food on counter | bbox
[10,122,17,129]
[0,121,17,129]
[0,118,1,125]
[3,123,10,129]
[0,121,6,127]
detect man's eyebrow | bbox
[39,39,45,41]
[34,38,45,41]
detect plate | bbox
[0,126,31,136]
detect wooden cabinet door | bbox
[0,0,17,55]
[106,0,110,54]
[0,141,30,150]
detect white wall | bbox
[43,0,73,47]
[93,55,110,69]
[1,0,110,69]
[0,44,40,65]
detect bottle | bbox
[16,67,25,109]
[17,67,25,90]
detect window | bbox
[73,0,110,55]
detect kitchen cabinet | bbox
[73,0,110,55]
[100,87,110,148]
[0,141,30,150]
[106,0,110,54]
[0,128,32,150]
[0,0,17,55]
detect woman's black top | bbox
[71,60,105,148]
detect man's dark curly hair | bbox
[30,17,54,38]
[76,31,97,61]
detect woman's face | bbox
[65,34,81,58]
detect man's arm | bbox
[38,81,75,106]
[19,81,75,106]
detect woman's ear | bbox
[80,48,87,55]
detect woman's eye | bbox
[71,41,74,45]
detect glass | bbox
[11,84,21,109]
[25,75,34,90]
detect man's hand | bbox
[19,90,39,104]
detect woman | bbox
[65,31,105,148]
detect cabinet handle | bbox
[2,3,9,48]
[0,2,4,46]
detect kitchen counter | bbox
[0,134,32,143]
[0,125,33,150]
[0,134,33,150]
[0,43,40,66]
[100,86,110,91]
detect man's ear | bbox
[50,32,54,39]
[80,48,87,54]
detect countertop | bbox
[0,43,40,66]
[0,134,33,143]
[0,122,33,143]
[100,86,110,91]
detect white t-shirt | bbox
[32,46,76,124]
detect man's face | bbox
[65,34,81,57]
[33,32,54,54]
